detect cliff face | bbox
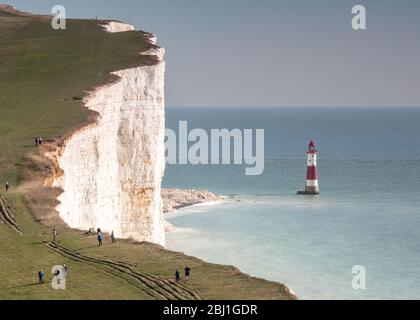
[52,23,166,246]
[101,21,135,32]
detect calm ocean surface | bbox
[163,107,420,299]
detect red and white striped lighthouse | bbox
[297,140,319,195]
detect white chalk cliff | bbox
[52,22,166,246]
[101,21,135,33]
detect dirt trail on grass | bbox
[0,194,201,300]
[45,241,201,300]
[0,196,22,234]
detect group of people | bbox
[53,227,116,246]
[96,228,116,246]
[35,136,43,146]
[50,227,192,286]
[2,138,47,195]
[175,265,191,283]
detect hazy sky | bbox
[7,0,420,107]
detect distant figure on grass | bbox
[5,181,9,192]
[52,229,57,242]
[38,270,45,284]
[38,137,43,145]
[184,265,191,280]
[63,264,68,276]
[98,232,103,246]
[111,231,116,244]
[175,269,180,283]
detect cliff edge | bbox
[49,22,166,246]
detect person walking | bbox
[38,270,45,283]
[38,137,43,145]
[98,232,103,246]
[175,269,180,283]
[111,231,116,244]
[5,181,9,193]
[52,229,57,242]
[184,265,191,280]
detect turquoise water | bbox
[163,107,420,299]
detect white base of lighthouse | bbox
[305,180,319,194]
[298,179,319,195]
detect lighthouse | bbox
[297,140,319,195]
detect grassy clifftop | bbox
[0,5,156,185]
[0,6,296,300]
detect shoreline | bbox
[162,188,224,233]
[164,197,298,299]
[162,188,223,213]
[164,244,298,299]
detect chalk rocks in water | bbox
[162,189,220,213]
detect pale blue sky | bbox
[6,0,420,107]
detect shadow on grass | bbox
[9,282,48,289]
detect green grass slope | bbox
[0,6,296,300]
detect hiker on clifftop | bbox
[175,269,180,283]
[52,229,57,242]
[184,265,191,280]
[98,232,103,246]
[38,270,45,284]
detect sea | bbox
[163,107,420,299]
